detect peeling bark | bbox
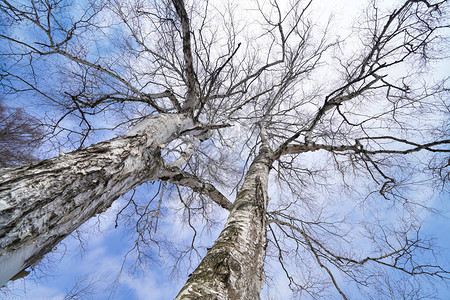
[0,113,194,286]
[175,145,273,299]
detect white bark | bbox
[175,144,272,299]
[0,113,194,287]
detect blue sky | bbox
[3,193,450,300]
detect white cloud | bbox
[122,274,175,300]
[2,282,65,300]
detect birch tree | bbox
[0,0,449,298]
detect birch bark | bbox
[0,113,193,286]
[175,144,273,299]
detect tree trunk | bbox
[176,145,272,299]
[0,113,193,286]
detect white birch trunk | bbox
[0,113,193,286]
[175,145,272,299]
